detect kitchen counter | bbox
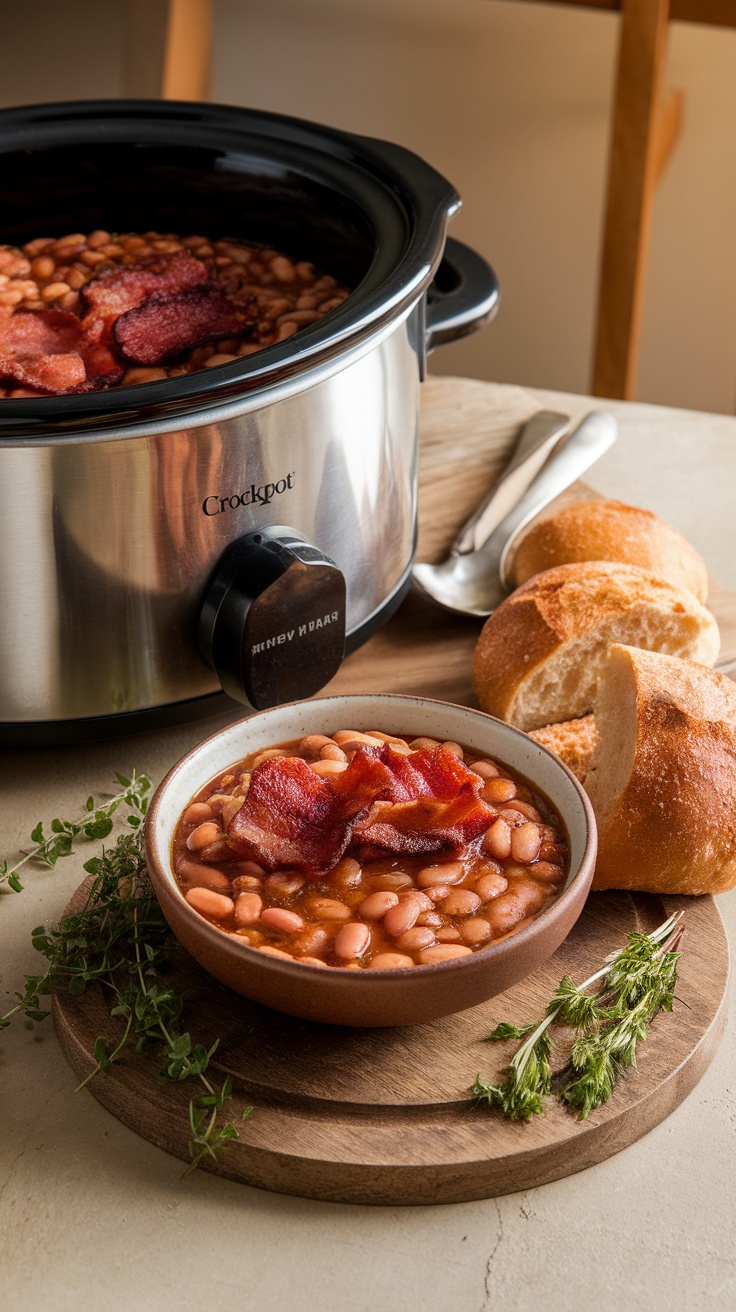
[2,377,734,1312]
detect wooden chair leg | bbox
[122,0,212,102]
[592,0,672,400]
[162,0,213,102]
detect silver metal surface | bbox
[449,410,570,555]
[0,314,420,723]
[412,410,618,617]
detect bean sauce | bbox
[172,731,569,970]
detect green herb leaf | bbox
[473,913,684,1122]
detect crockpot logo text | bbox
[202,472,295,516]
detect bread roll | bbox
[529,715,598,785]
[472,561,719,731]
[586,645,736,894]
[510,499,709,603]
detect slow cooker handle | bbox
[425,237,500,352]
[198,527,346,710]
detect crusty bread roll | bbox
[472,561,720,731]
[586,645,736,894]
[529,715,598,785]
[510,499,709,603]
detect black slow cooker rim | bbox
[0,99,459,437]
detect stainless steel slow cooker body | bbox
[0,101,498,743]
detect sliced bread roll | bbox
[587,645,736,894]
[510,499,709,603]
[529,715,598,785]
[472,561,719,731]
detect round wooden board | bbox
[53,880,729,1205]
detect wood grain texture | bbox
[51,375,731,1202]
[592,0,672,401]
[52,883,728,1204]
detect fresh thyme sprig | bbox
[473,912,684,1121]
[0,770,151,893]
[1,787,250,1174]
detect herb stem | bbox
[473,911,684,1121]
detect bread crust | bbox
[588,645,736,895]
[510,499,709,602]
[472,561,720,730]
[529,716,598,785]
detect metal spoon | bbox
[412,410,618,617]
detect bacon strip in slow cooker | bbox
[112,283,254,365]
[80,250,208,318]
[0,307,123,393]
[227,743,496,875]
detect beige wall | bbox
[3,0,736,412]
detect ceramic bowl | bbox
[145,694,596,1026]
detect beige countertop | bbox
[1,379,734,1312]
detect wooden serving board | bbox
[53,883,728,1204]
[52,376,732,1202]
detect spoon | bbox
[412,410,618,617]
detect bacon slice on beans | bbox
[226,743,496,874]
[113,283,252,364]
[227,752,393,873]
[0,308,122,394]
[80,251,208,318]
[353,745,495,853]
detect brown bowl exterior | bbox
[145,694,597,1026]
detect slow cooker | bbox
[0,100,498,745]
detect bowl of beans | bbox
[145,694,597,1026]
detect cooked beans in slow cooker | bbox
[172,730,569,970]
[0,231,351,397]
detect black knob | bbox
[198,526,347,709]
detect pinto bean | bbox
[397,890,433,911]
[395,926,436,951]
[320,742,348,762]
[440,889,481,916]
[461,918,492,945]
[186,821,222,851]
[183,801,213,825]
[329,857,362,888]
[511,822,543,864]
[298,734,335,757]
[359,890,400,919]
[177,860,231,893]
[309,897,352,922]
[483,818,512,860]
[485,882,546,936]
[334,922,371,960]
[418,944,473,963]
[234,892,263,926]
[332,730,383,747]
[529,861,563,883]
[383,899,421,937]
[293,926,330,958]
[310,759,348,777]
[483,778,517,804]
[265,872,305,898]
[185,887,234,919]
[260,907,304,934]
[417,861,464,887]
[371,872,414,891]
[475,870,509,901]
[367,953,415,969]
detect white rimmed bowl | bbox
[145,694,596,1026]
